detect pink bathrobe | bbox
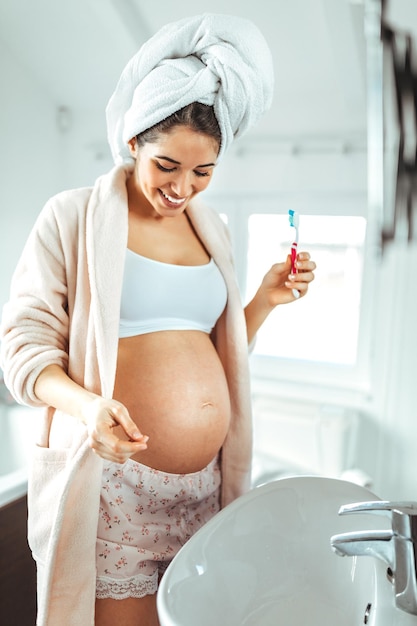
[0,164,252,626]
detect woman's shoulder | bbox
[22,186,94,257]
[45,185,94,218]
[188,197,226,228]
[44,164,131,222]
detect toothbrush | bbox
[288,209,300,299]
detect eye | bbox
[194,170,210,178]
[155,161,176,173]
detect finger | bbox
[291,267,316,283]
[295,260,316,273]
[107,433,148,454]
[286,271,311,292]
[302,271,316,283]
[288,278,310,295]
[110,404,148,442]
[91,446,141,464]
[285,279,302,298]
[91,432,148,463]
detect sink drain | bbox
[363,603,372,624]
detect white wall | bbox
[0,37,62,309]
[0,37,117,310]
[208,137,367,199]
[370,242,417,501]
[57,109,113,191]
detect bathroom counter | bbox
[0,495,37,625]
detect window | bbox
[246,214,367,365]
[213,193,371,395]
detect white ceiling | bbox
[0,0,371,144]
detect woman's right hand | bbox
[34,364,148,463]
[81,397,149,463]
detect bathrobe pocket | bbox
[27,431,102,626]
[27,444,71,566]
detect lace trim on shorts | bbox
[96,572,158,600]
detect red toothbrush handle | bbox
[290,242,298,274]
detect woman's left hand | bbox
[244,251,316,345]
[261,251,316,308]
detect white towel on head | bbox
[106,13,274,164]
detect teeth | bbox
[161,190,185,204]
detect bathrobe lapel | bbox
[186,199,253,506]
[86,165,130,398]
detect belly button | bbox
[201,401,214,409]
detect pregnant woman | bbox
[0,14,316,626]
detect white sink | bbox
[157,476,417,625]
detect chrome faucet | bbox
[330,501,417,616]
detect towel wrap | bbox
[106,13,274,164]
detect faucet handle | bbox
[338,501,417,540]
[339,500,417,516]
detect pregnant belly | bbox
[113,331,231,473]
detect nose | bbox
[170,171,192,198]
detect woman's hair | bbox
[135,102,221,152]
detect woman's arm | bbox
[2,197,147,464]
[244,252,316,345]
[34,364,149,463]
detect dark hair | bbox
[135,102,221,152]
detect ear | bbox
[127,137,138,158]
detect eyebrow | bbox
[155,155,216,168]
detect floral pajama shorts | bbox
[95,456,221,600]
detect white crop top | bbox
[119,249,228,337]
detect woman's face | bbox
[127,125,219,218]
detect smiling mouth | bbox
[160,190,186,205]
